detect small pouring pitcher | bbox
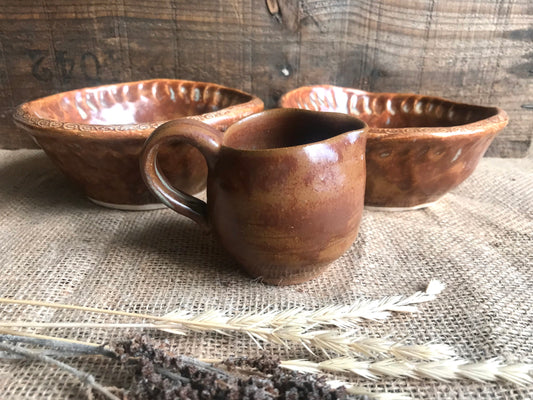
[140,108,367,285]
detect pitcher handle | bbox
[140,119,221,230]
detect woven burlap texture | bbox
[0,149,532,399]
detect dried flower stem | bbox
[281,357,533,386]
[0,331,113,358]
[0,333,406,400]
[0,341,121,400]
[0,327,102,347]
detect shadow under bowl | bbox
[280,85,508,209]
[13,79,264,210]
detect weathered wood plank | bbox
[0,0,531,156]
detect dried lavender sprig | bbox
[0,341,120,400]
[281,357,533,386]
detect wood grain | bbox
[0,0,531,156]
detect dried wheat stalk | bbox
[0,280,451,360]
[281,357,533,386]
[162,279,446,330]
[0,320,455,361]
[0,280,444,331]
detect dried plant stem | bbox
[0,320,453,361]
[0,331,113,357]
[162,279,446,330]
[281,357,533,386]
[0,322,184,329]
[119,335,410,400]
[0,341,121,400]
[0,334,396,400]
[0,297,168,322]
[0,327,102,347]
[345,386,412,400]
[0,283,452,360]
[327,380,411,400]
[292,279,446,327]
[0,279,444,333]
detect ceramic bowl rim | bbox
[13,78,263,140]
[280,84,509,141]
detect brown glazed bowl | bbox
[280,85,508,209]
[13,79,264,210]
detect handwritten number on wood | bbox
[81,52,100,81]
[55,51,75,82]
[28,50,53,82]
[28,50,101,83]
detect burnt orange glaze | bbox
[141,109,367,285]
[280,85,508,208]
[13,79,264,207]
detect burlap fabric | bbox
[0,149,531,399]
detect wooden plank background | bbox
[0,0,531,156]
